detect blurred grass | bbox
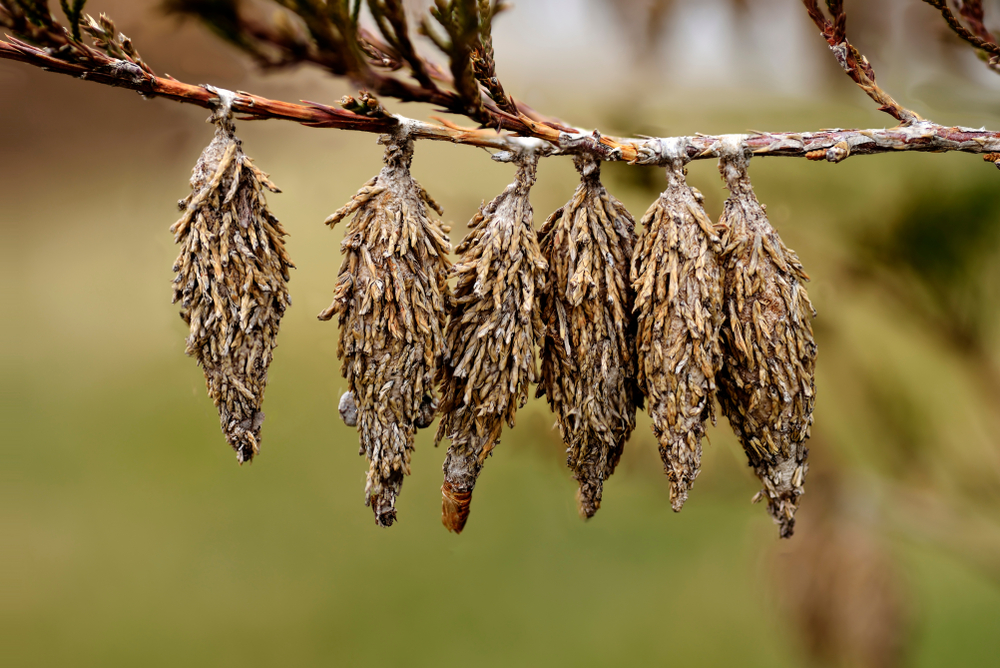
[3,12,1000,664]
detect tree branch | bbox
[5,35,1000,167]
[5,1,1000,169]
[802,0,921,124]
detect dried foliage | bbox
[0,1,153,75]
[536,155,641,518]
[716,143,817,538]
[170,106,292,464]
[320,131,452,527]
[631,154,724,512]
[436,152,547,533]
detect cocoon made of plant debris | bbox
[170,105,292,464]
[436,152,547,533]
[319,131,452,528]
[631,152,724,512]
[537,154,641,519]
[716,140,817,539]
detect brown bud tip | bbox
[441,480,473,533]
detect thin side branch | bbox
[802,0,921,124]
[920,0,1000,74]
[922,0,1000,55]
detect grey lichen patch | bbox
[338,391,358,427]
[631,154,724,512]
[537,154,641,519]
[716,142,817,538]
[320,132,452,528]
[436,151,547,533]
[170,109,292,464]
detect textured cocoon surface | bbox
[320,133,452,527]
[716,143,817,538]
[436,153,547,533]
[631,155,724,512]
[171,112,292,464]
[537,155,641,518]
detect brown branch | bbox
[0,38,396,131]
[365,0,436,90]
[470,0,517,116]
[162,0,561,136]
[802,0,921,124]
[922,0,1000,55]
[957,0,994,43]
[920,0,1000,75]
[6,35,1000,168]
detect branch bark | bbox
[5,30,1000,165]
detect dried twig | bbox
[920,0,1000,74]
[802,0,920,123]
[921,0,1000,55]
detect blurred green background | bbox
[2,0,1000,666]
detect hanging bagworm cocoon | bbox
[436,152,547,533]
[537,154,641,519]
[170,94,292,464]
[631,146,724,512]
[716,138,817,538]
[319,130,451,527]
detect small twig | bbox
[922,0,1000,56]
[803,0,921,124]
[420,0,485,119]
[957,0,994,43]
[470,0,517,116]
[920,0,1000,75]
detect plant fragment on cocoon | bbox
[631,148,724,512]
[715,138,817,538]
[170,99,292,464]
[320,130,452,528]
[537,154,641,518]
[436,151,547,533]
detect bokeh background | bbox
[3,0,1000,665]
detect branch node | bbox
[701,134,751,161]
[203,84,239,132]
[491,136,549,163]
[825,140,851,163]
[558,130,621,161]
[632,136,692,166]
